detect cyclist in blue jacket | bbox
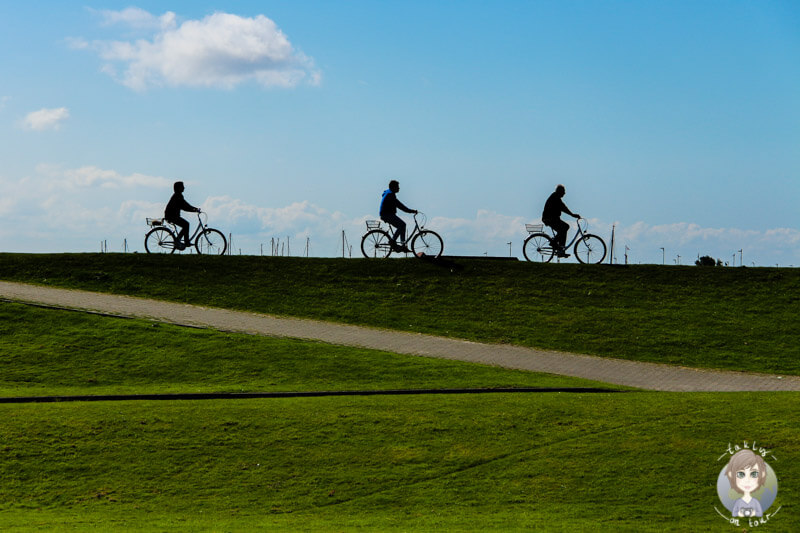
[380,180,417,252]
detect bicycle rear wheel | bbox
[361,230,392,258]
[195,228,227,255]
[574,234,606,264]
[145,227,177,254]
[523,233,555,262]
[411,230,443,258]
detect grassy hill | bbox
[0,254,797,530]
[1,253,798,374]
[0,300,610,397]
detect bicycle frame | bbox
[159,212,209,245]
[548,217,589,250]
[405,213,424,243]
[383,213,424,246]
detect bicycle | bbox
[144,211,227,255]
[522,218,606,264]
[361,212,444,258]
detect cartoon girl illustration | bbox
[725,449,767,517]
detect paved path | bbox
[2,280,798,392]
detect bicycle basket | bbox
[525,223,543,234]
[366,220,381,230]
[147,218,164,227]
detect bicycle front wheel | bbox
[195,228,227,255]
[574,234,607,264]
[361,230,392,258]
[411,230,443,258]
[145,227,177,254]
[523,233,555,262]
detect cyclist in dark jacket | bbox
[165,181,200,250]
[380,180,417,252]
[542,184,580,257]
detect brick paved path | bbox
[2,281,798,392]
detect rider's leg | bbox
[545,218,569,255]
[381,215,406,248]
[554,219,570,255]
[170,217,191,247]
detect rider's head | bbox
[555,184,566,197]
[388,180,400,193]
[174,181,185,193]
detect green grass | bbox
[0,301,610,397]
[1,253,798,374]
[0,393,796,531]
[1,253,796,530]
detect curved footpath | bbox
[1,280,799,392]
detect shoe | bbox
[400,245,411,253]
[557,252,570,258]
[175,243,186,251]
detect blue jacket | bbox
[380,189,413,217]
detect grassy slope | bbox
[0,253,798,374]
[0,256,797,530]
[0,301,610,396]
[0,394,796,531]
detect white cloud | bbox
[34,164,171,190]
[64,166,172,189]
[95,7,177,31]
[602,220,800,265]
[80,9,320,90]
[203,196,350,235]
[22,107,70,131]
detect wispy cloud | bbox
[593,220,800,265]
[35,164,172,190]
[22,107,70,131]
[75,9,320,90]
[93,7,177,31]
[203,196,351,236]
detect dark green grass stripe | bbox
[0,297,209,328]
[0,387,628,404]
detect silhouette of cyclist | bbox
[380,180,417,252]
[165,181,200,250]
[542,184,580,257]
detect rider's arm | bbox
[182,198,200,213]
[561,201,579,219]
[396,199,416,214]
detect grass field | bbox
[0,301,611,397]
[1,393,797,531]
[1,253,798,375]
[0,254,796,530]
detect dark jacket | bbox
[165,192,198,221]
[380,189,413,217]
[542,192,571,223]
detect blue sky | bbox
[1,1,798,265]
